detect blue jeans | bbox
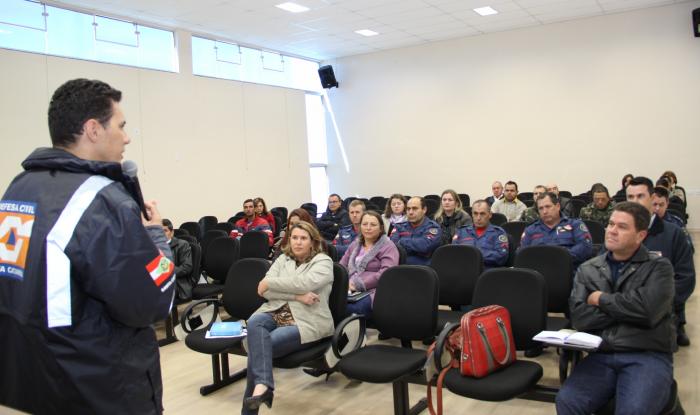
[345,294,373,319]
[556,351,673,415]
[242,312,305,415]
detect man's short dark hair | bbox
[537,192,559,206]
[48,79,122,148]
[613,202,650,232]
[504,180,518,192]
[410,196,426,209]
[162,219,173,231]
[471,199,489,209]
[653,186,670,200]
[328,193,342,202]
[590,183,609,197]
[628,177,654,195]
[656,177,670,189]
[243,198,254,205]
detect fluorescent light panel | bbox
[354,29,379,37]
[474,6,498,16]
[275,2,310,13]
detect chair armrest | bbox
[179,298,221,334]
[331,313,367,359]
[434,322,460,371]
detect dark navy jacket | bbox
[389,218,442,265]
[0,148,175,414]
[452,225,509,268]
[333,224,358,258]
[520,216,593,267]
[317,208,350,240]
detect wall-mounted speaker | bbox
[694,8,700,37]
[318,65,339,89]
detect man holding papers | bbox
[556,202,676,415]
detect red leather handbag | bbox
[427,305,516,415]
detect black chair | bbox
[192,237,239,299]
[301,202,318,218]
[183,258,270,395]
[504,234,517,267]
[501,221,528,248]
[213,222,234,234]
[179,234,198,245]
[174,228,189,238]
[424,194,440,201]
[519,192,533,201]
[514,246,573,332]
[370,196,388,210]
[583,220,606,245]
[228,213,245,224]
[271,207,288,222]
[239,231,270,259]
[200,230,228,267]
[394,242,407,265]
[335,265,439,415]
[523,199,535,208]
[325,243,339,262]
[490,213,507,226]
[430,245,484,331]
[458,193,470,208]
[612,194,626,203]
[272,215,283,238]
[568,198,587,218]
[199,215,218,235]
[425,198,439,219]
[433,268,550,403]
[180,221,202,241]
[559,191,573,199]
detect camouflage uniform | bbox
[520,206,539,224]
[579,202,615,225]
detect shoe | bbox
[243,388,274,411]
[303,367,329,378]
[677,330,690,347]
[524,346,543,358]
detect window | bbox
[192,36,322,92]
[0,0,177,72]
[306,94,330,212]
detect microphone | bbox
[122,160,150,221]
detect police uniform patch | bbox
[498,234,508,243]
[579,223,587,231]
[0,200,36,281]
[146,250,174,288]
[429,228,438,235]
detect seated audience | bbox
[162,219,194,301]
[333,200,366,258]
[491,180,527,222]
[434,189,472,244]
[254,197,276,234]
[520,185,546,223]
[627,176,694,347]
[231,199,274,246]
[556,202,675,415]
[520,192,593,268]
[383,193,407,232]
[579,184,615,225]
[317,193,349,241]
[340,211,399,319]
[389,196,443,265]
[662,170,685,203]
[452,200,509,269]
[614,173,634,198]
[272,208,316,261]
[241,221,334,414]
[485,181,504,206]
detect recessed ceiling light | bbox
[354,29,379,37]
[275,2,310,13]
[474,6,498,16]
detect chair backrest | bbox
[325,243,339,262]
[329,263,349,325]
[559,191,573,199]
[430,245,483,306]
[668,201,685,214]
[239,231,270,259]
[523,199,535,208]
[394,242,407,265]
[369,196,388,210]
[505,233,517,267]
[425,198,439,219]
[203,237,240,283]
[458,193,470,208]
[179,234,198,245]
[188,242,202,287]
[213,222,235,234]
[583,220,606,244]
[424,194,440,201]
[472,268,547,351]
[373,265,439,341]
[519,192,533,201]
[514,245,573,313]
[228,213,245,224]
[490,213,507,226]
[568,199,587,218]
[272,215,283,238]
[199,215,218,235]
[301,202,318,218]
[180,221,201,241]
[201,230,228,265]
[500,221,528,248]
[173,228,189,238]
[222,258,270,319]
[271,207,288,221]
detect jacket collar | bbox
[22,147,126,182]
[647,214,664,237]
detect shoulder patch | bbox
[147,250,174,290]
[498,234,508,243]
[579,223,587,231]
[429,228,438,235]
[0,200,36,281]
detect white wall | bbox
[0,33,312,226]
[323,2,700,228]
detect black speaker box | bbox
[694,8,700,37]
[318,65,339,89]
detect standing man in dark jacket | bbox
[556,202,676,415]
[317,193,349,241]
[0,79,175,414]
[627,176,695,347]
[163,218,194,301]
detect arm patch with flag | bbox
[146,251,174,290]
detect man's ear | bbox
[636,229,648,244]
[82,119,101,143]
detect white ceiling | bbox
[50,0,689,61]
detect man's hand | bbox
[587,291,603,306]
[295,292,320,305]
[142,200,162,227]
[257,280,269,297]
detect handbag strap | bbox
[476,316,512,369]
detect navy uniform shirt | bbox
[389,218,442,265]
[333,224,358,258]
[452,224,509,268]
[520,216,593,267]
